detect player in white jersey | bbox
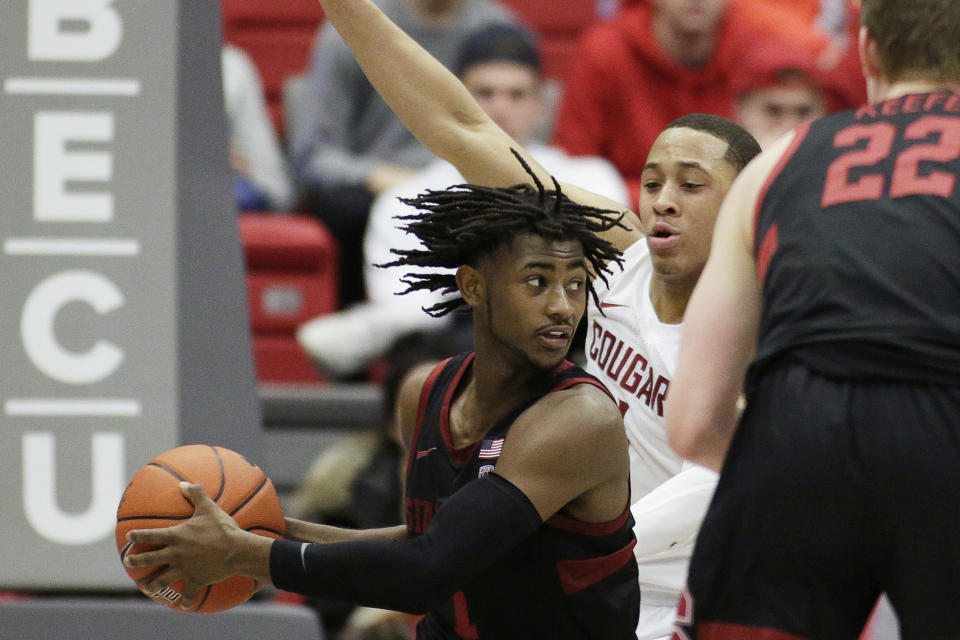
[305,1,760,637]
[583,115,759,639]
[589,240,716,633]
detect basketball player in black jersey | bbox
[666,0,960,638]
[125,163,642,637]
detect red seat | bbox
[222,0,323,23]
[226,29,318,134]
[221,0,324,135]
[251,335,325,384]
[501,0,600,34]
[239,213,338,383]
[499,0,605,81]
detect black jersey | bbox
[405,352,640,640]
[751,91,960,385]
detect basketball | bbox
[115,444,285,613]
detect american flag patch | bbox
[478,437,504,459]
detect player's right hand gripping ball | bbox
[115,444,285,613]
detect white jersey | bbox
[586,239,717,639]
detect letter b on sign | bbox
[29,0,123,61]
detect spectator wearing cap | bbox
[289,0,517,308]
[552,0,825,204]
[296,23,629,379]
[732,44,827,148]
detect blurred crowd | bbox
[225,0,863,385]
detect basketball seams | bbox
[117,514,191,523]
[136,565,168,587]
[229,477,269,516]
[191,585,212,612]
[148,462,188,483]
[209,445,226,503]
[246,525,284,536]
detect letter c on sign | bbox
[21,270,125,385]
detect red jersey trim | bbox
[753,122,811,252]
[404,356,452,481]
[439,353,478,465]
[556,538,637,595]
[554,360,575,374]
[551,375,614,402]
[698,622,810,640]
[756,223,779,287]
[547,504,630,536]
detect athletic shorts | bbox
[677,361,960,640]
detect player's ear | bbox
[456,265,485,309]
[858,26,881,83]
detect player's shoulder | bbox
[726,127,809,243]
[746,127,805,183]
[396,359,449,449]
[620,235,650,265]
[530,378,622,438]
[503,379,627,480]
[595,237,649,297]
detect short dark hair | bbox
[861,0,960,83]
[455,23,542,77]
[381,152,624,317]
[663,113,761,173]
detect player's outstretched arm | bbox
[315,0,539,189]
[315,0,640,251]
[284,519,408,544]
[665,133,794,471]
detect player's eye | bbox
[526,276,545,288]
[567,280,584,292]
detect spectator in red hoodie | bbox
[553,0,824,204]
[731,43,828,148]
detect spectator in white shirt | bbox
[222,44,295,212]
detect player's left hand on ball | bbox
[124,482,243,605]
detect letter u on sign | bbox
[22,432,125,545]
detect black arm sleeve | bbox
[269,473,542,613]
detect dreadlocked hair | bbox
[379,150,626,317]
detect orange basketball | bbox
[115,444,285,613]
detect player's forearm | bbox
[316,0,489,168]
[227,528,276,585]
[269,474,541,612]
[667,405,740,473]
[284,518,408,544]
